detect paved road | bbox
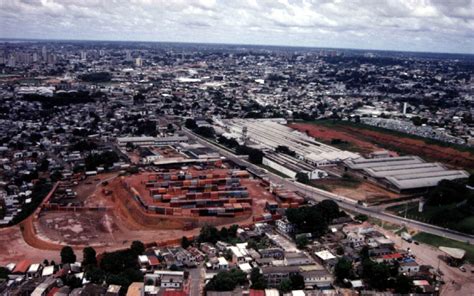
[184,129,474,244]
[187,265,205,296]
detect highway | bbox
[184,128,474,244]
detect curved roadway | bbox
[184,128,474,244]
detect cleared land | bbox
[1,166,278,264]
[413,232,474,263]
[290,121,474,169]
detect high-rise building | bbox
[7,55,16,67]
[125,50,132,61]
[42,46,47,61]
[80,50,87,61]
[135,57,143,67]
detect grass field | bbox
[387,202,474,235]
[413,232,474,263]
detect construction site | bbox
[19,161,289,250]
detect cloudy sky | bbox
[1,0,473,53]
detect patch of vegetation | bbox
[387,180,474,235]
[275,145,296,157]
[198,224,240,245]
[235,145,264,164]
[205,269,247,292]
[413,232,474,262]
[286,199,345,237]
[79,72,112,83]
[10,180,52,225]
[85,151,120,171]
[23,91,102,108]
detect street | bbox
[184,128,474,244]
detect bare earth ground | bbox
[289,122,380,154]
[331,182,400,202]
[290,122,474,169]
[0,173,275,264]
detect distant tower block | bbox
[135,57,143,67]
[403,102,408,115]
[418,198,425,213]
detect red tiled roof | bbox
[381,253,402,259]
[148,256,160,266]
[163,290,187,296]
[47,287,60,296]
[250,289,266,296]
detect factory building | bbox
[262,152,328,180]
[343,156,469,193]
[223,119,359,166]
[117,135,188,147]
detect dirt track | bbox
[290,122,474,169]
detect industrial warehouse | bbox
[221,119,359,166]
[343,156,469,193]
[262,152,328,180]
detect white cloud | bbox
[0,0,472,53]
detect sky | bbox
[0,0,473,54]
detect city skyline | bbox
[1,0,473,54]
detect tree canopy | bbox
[60,246,76,264]
[286,199,343,236]
[205,269,248,292]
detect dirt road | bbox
[378,227,474,296]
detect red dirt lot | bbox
[290,122,474,169]
[290,122,380,154]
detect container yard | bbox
[122,169,256,218]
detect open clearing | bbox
[1,166,277,264]
[413,232,474,263]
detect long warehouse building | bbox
[224,119,359,166]
[343,155,469,193]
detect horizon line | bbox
[0,37,473,56]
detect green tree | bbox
[85,266,105,284]
[60,246,76,264]
[185,119,198,130]
[0,267,10,279]
[354,214,368,222]
[290,273,305,290]
[250,268,267,290]
[181,236,192,249]
[295,236,309,249]
[334,258,352,283]
[295,172,309,184]
[394,274,413,294]
[278,279,292,293]
[205,269,248,292]
[82,247,97,267]
[130,241,145,256]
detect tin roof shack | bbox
[439,246,466,266]
[343,156,469,194]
